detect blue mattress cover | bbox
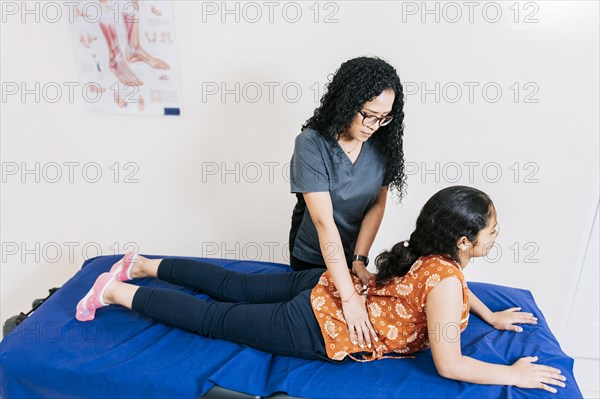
[1,255,583,399]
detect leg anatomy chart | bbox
[70,0,182,116]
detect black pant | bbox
[289,253,326,271]
[131,258,333,361]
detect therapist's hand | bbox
[341,293,378,349]
[351,261,373,286]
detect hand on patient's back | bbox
[341,294,378,349]
[510,356,566,393]
[352,263,373,286]
[490,307,538,332]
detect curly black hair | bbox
[301,56,406,200]
[374,186,495,285]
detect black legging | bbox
[131,258,333,361]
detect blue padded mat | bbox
[1,255,583,399]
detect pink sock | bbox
[110,252,138,281]
[76,272,115,322]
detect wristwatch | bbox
[351,254,369,266]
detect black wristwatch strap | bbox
[352,254,369,266]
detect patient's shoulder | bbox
[411,255,463,277]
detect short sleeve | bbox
[290,132,330,193]
[418,261,464,305]
[382,171,391,187]
[377,149,390,187]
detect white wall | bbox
[563,202,600,397]
[1,0,598,365]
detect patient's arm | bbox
[469,290,538,332]
[467,290,494,323]
[427,277,566,393]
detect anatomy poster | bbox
[70,0,181,116]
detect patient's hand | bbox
[510,356,566,393]
[490,307,538,332]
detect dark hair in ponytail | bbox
[375,185,495,285]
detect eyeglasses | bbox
[358,110,393,127]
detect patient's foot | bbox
[110,253,160,280]
[101,278,120,305]
[76,272,116,321]
[110,253,137,280]
[130,255,161,278]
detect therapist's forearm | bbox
[354,188,388,260]
[354,202,386,259]
[314,220,356,299]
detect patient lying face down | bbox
[75,185,567,395]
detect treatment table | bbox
[0,255,583,398]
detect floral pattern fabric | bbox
[310,255,470,361]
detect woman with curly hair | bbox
[76,186,566,394]
[288,55,406,347]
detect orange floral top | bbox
[310,254,470,361]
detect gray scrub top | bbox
[289,128,387,265]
